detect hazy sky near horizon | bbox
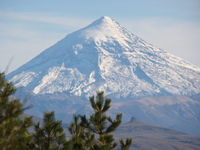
[0,0,200,73]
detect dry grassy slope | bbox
[113,117,200,150]
[30,113,200,149]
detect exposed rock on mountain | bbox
[7,16,200,101]
[7,16,200,135]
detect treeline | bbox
[0,72,132,150]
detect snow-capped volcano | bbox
[7,16,200,101]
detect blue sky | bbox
[1,0,200,73]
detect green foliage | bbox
[0,72,33,150]
[0,71,132,150]
[120,138,132,150]
[80,91,132,150]
[68,114,86,149]
[67,114,95,150]
[32,111,67,150]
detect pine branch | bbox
[119,138,132,150]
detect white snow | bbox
[7,16,200,101]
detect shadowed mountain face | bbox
[7,16,200,101]
[7,16,200,137]
[15,87,200,135]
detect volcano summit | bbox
[8,16,200,101]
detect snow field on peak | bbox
[7,16,200,100]
[7,16,200,136]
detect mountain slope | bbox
[109,95,200,135]
[7,16,200,101]
[29,114,200,150]
[14,87,200,135]
[113,118,200,150]
[14,87,89,121]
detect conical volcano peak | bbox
[100,16,113,21]
[77,16,132,44]
[7,16,200,100]
[91,16,116,26]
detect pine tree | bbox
[33,111,67,150]
[119,138,132,150]
[0,71,132,150]
[67,115,95,150]
[68,115,86,150]
[0,72,33,150]
[80,91,132,150]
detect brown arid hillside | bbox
[113,117,200,150]
[30,112,200,150]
